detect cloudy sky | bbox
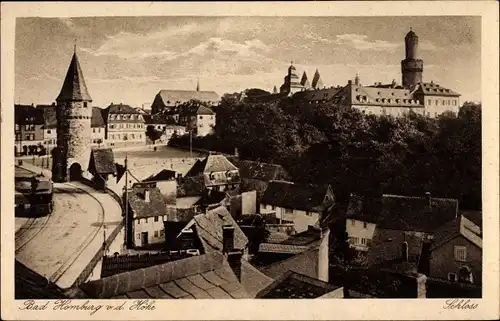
[15,16,480,107]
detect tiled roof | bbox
[413,82,460,97]
[347,194,459,232]
[15,105,45,125]
[155,90,220,107]
[91,107,106,127]
[15,260,67,299]
[366,228,426,266]
[192,206,248,252]
[258,243,309,254]
[56,52,92,101]
[101,252,194,278]
[235,160,291,182]
[144,169,178,182]
[261,245,320,279]
[79,251,250,299]
[89,148,116,174]
[42,105,57,128]
[127,185,167,219]
[430,214,482,251]
[187,155,238,175]
[261,181,334,212]
[256,271,341,299]
[176,176,206,197]
[293,86,342,102]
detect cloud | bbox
[304,32,332,44]
[334,34,401,51]
[58,17,86,35]
[187,37,271,58]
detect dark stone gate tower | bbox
[52,48,92,182]
[401,28,423,87]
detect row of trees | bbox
[169,95,481,210]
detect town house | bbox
[14,104,45,156]
[260,181,335,233]
[125,182,169,248]
[102,103,146,147]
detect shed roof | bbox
[89,148,116,175]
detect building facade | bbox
[14,104,45,156]
[91,107,106,147]
[178,105,216,137]
[102,103,146,147]
[52,49,93,182]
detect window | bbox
[84,102,88,107]
[361,238,367,245]
[453,100,457,106]
[160,230,165,237]
[454,246,467,261]
[137,219,140,225]
[285,208,293,214]
[109,124,114,129]
[351,219,355,226]
[93,128,95,133]
[145,218,148,223]
[442,100,446,106]
[448,273,457,282]
[136,233,141,239]
[363,222,368,228]
[47,129,51,134]
[271,205,276,210]
[154,230,159,238]
[306,211,312,216]
[154,216,159,222]
[15,124,19,131]
[428,99,431,105]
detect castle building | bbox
[329,29,460,118]
[150,82,220,115]
[52,48,93,182]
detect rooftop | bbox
[80,251,250,299]
[256,271,342,299]
[261,181,334,212]
[347,193,459,232]
[127,183,167,219]
[156,89,220,107]
[431,214,482,251]
[88,148,116,175]
[56,52,92,102]
[15,260,67,299]
[232,160,291,182]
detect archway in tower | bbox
[69,162,82,181]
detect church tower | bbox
[401,28,423,87]
[52,47,93,182]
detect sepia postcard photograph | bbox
[1,1,499,320]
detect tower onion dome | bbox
[57,52,92,102]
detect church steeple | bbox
[311,69,323,89]
[57,51,92,102]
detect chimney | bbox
[317,226,330,282]
[222,224,235,254]
[401,241,409,262]
[144,189,150,203]
[347,80,352,85]
[227,250,243,281]
[425,192,431,211]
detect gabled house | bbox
[178,104,216,137]
[88,148,116,189]
[125,182,169,248]
[429,212,482,285]
[345,193,458,250]
[185,154,240,192]
[260,181,335,233]
[227,158,291,203]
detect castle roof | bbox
[311,69,323,89]
[412,82,460,97]
[153,90,220,108]
[300,71,311,88]
[56,52,92,102]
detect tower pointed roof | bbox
[311,69,323,89]
[56,51,92,101]
[300,71,311,88]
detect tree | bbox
[146,125,163,145]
